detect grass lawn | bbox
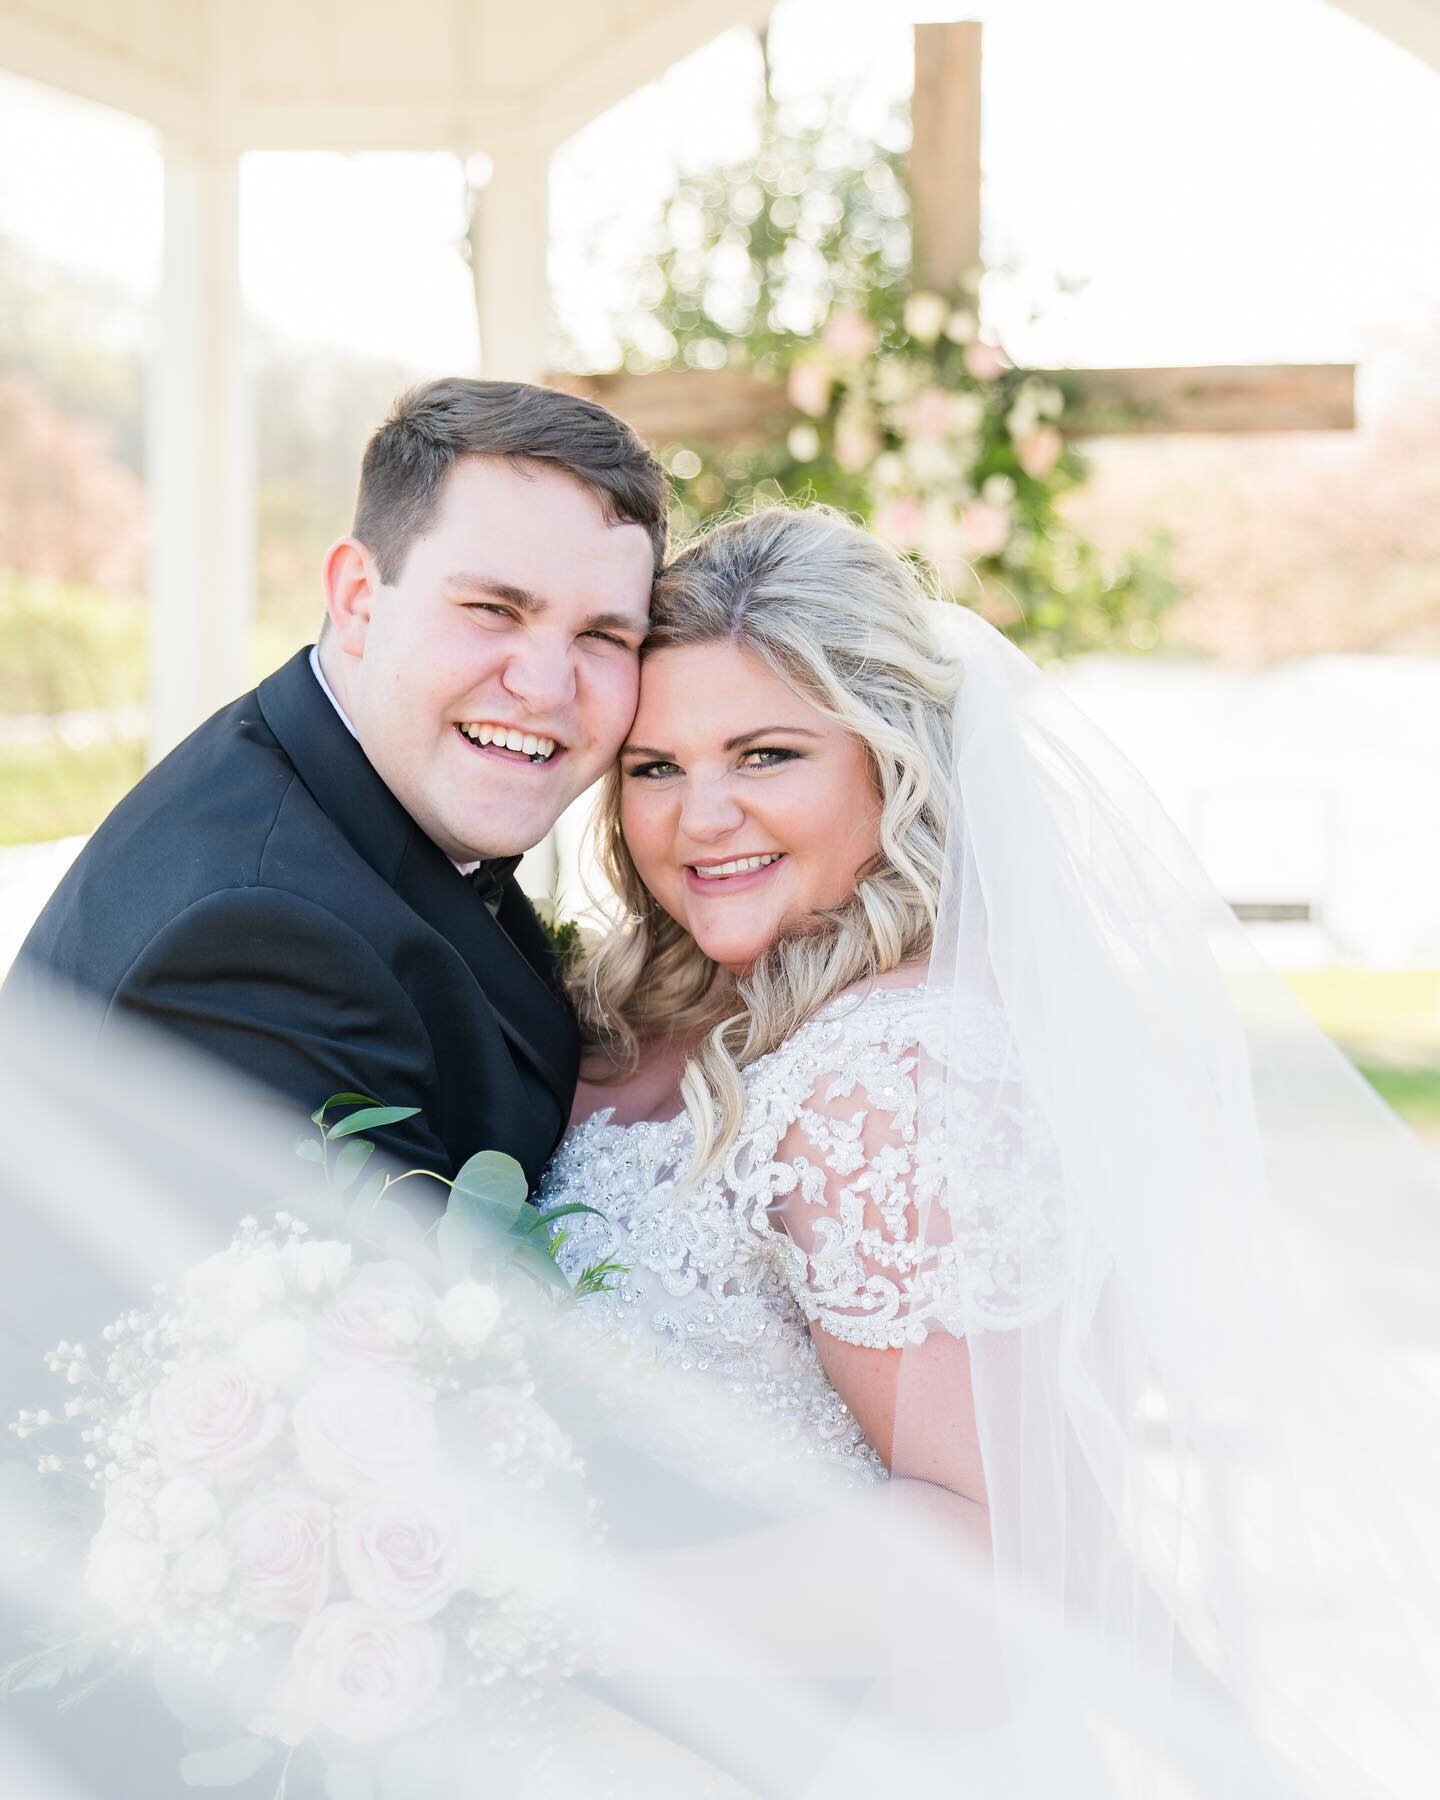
[0,736,144,846]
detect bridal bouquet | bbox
[4,1095,622,1794]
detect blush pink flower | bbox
[1018,424,1064,478]
[150,1355,287,1485]
[335,1486,467,1622]
[786,360,832,419]
[821,309,876,361]
[227,1487,334,1623]
[956,499,1012,559]
[269,1602,445,1746]
[875,497,926,550]
[906,387,952,440]
[317,1261,434,1368]
[963,340,1009,382]
[293,1369,437,1497]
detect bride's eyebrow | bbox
[622,726,823,758]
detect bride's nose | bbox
[676,774,745,843]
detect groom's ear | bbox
[323,537,378,659]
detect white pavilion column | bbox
[472,144,551,382]
[146,142,254,765]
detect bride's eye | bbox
[740,747,800,769]
[626,760,680,780]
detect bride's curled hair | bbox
[573,504,961,1178]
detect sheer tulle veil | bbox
[1,601,1437,1799]
[894,599,1440,1796]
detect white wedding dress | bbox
[540,980,1047,1495]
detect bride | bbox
[535,502,1440,1796]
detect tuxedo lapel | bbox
[255,649,577,1109]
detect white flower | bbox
[904,291,948,344]
[944,308,978,344]
[238,1318,311,1386]
[226,1251,290,1316]
[948,392,986,434]
[436,1282,502,1350]
[171,1532,231,1596]
[982,474,1017,506]
[336,1486,467,1622]
[288,1240,352,1296]
[86,1525,165,1620]
[293,1370,437,1496]
[268,1603,445,1746]
[153,1476,222,1549]
[786,423,821,462]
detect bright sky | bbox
[1,0,1438,403]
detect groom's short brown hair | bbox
[353,377,668,583]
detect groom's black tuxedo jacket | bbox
[8,646,580,1187]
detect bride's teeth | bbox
[694,853,780,878]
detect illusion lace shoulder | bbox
[542,983,1062,1488]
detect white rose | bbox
[293,1369,437,1497]
[227,1251,289,1315]
[436,1282,502,1351]
[171,1532,231,1596]
[318,1262,434,1367]
[238,1317,311,1386]
[152,1476,221,1549]
[86,1525,165,1621]
[291,1240,352,1296]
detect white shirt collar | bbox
[307,644,482,879]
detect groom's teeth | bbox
[459,725,558,761]
[693,853,782,878]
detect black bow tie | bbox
[469,855,522,914]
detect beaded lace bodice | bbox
[543,983,1060,1490]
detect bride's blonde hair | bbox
[572,504,961,1178]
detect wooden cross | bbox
[559,22,1354,445]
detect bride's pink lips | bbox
[683,854,786,896]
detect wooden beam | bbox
[1054,363,1356,435]
[553,362,1356,449]
[909,22,983,294]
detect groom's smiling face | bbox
[323,455,653,863]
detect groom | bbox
[8,378,665,1184]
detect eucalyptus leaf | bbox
[294,1138,325,1164]
[9,1647,67,1693]
[331,1137,375,1191]
[450,1150,529,1229]
[327,1105,422,1140]
[507,1236,574,1295]
[311,1091,380,1126]
[178,1736,276,1787]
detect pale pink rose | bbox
[317,1261,434,1368]
[906,387,952,440]
[833,414,878,473]
[150,1355,287,1485]
[821,309,876,361]
[336,1486,467,1622]
[963,340,1009,382]
[874,497,926,550]
[270,1602,444,1747]
[956,499,1012,559]
[293,1369,437,1497]
[786,360,832,419]
[227,1487,334,1623]
[1017,424,1064,478]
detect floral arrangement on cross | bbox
[593,103,1176,659]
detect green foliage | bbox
[606,104,1177,660]
[301,1097,623,1300]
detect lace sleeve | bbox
[752,994,1066,1347]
